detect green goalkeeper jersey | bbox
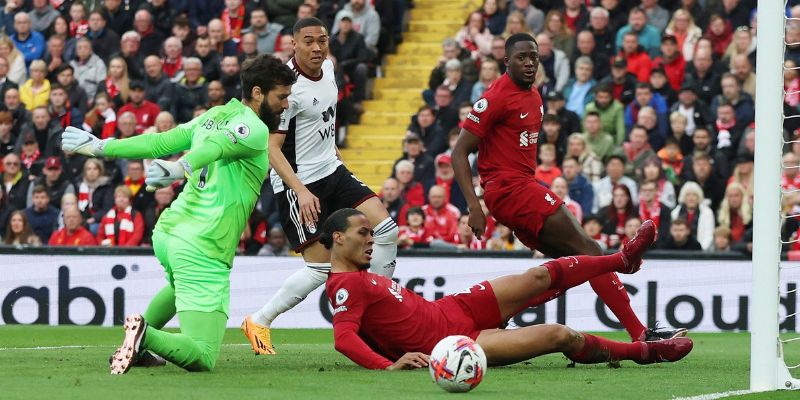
[104,99,268,266]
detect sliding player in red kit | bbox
[452,33,686,342]
[323,208,692,370]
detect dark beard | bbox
[259,100,280,131]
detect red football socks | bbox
[590,272,647,340]
[566,333,647,364]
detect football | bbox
[428,335,488,393]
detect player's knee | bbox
[551,325,581,351]
[525,267,552,288]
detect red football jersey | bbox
[461,73,544,184]
[327,270,474,369]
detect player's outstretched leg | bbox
[246,243,330,354]
[140,311,227,372]
[475,324,693,367]
[110,314,148,374]
[108,286,175,369]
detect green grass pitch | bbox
[1,326,798,399]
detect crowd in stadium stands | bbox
[0,0,791,257]
[386,0,800,256]
[0,0,407,255]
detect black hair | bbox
[32,185,48,196]
[585,111,600,119]
[240,54,296,101]
[635,82,651,91]
[505,32,537,56]
[594,83,613,95]
[406,206,425,220]
[293,17,326,35]
[319,208,365,250]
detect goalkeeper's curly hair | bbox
[319,208,366,250]
[240,54,297,101]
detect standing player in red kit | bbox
[452,33,686,342]
[323,208,692,370]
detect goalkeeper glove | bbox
[145,159,192,192]
[61,126,112,157]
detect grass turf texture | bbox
[0,327,797,399]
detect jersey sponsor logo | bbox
[519,131,538,147]
[473,98,488,113]
[202,119,230,130]
[545,192,556,206]
[234,123,250,139]
[467,113,480,123]
[335,288,349,305]
[321,106,336,123]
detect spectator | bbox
[3,210,41,246]
[538,114,566,163]
[637,105,667,150]
[487,223,525,251]
[638,180,671,240]
[652,35,685,92]
[239,32,259,62]
[593,155,638,213]
[428,39,478,94]
[207,18,237,56]
[443,59,472,109]
[615,7,661,58]
[422,185,460,241]
[659,217,702,250]
[102,0,134,36]
[665,9,703,63]
[623,124,657,175]
[407,106,446,159]
[257,227,290,256]
[711,73,755,128]
[424,153,466,213]
[76,158,114,232]
[450,214,485,249]
[508,0,544,34]
[189,0,225,36]
[581,111,614,162]
[583,84,625,145]
[122,159,152,211]
[672,181,715,250]
[153,110,175,133]
[142,0,177,39]
[690,156,726,212]
[142,55,171,110]
[625,83,668,135]
[394,133,435,184]
[0,56,17,106]
[97,56,130,109]
[677,0,709,31]
[536,33,570,92]
[394,160,425,213]
[49,205,97,246]
[30,0,61,33]
[712,102,742,160]
[671,83,712,138]
[588,6,615,58]
[560,0,589,33]
[712,226,732,252]
[431,85,459,135]
[728,153,754,196]
[543,10,575,58]
[704,14,733,59]
[27,156,74,209]
[4,87,27,135]
[332,0,381,54]
[572,30,609,82]
[559,155,590,212]
[0,111,13,158]
[48,83,84,130]
[535,143,561,186]
[96,185,144,246]
[723,26,755,73]
[24,184,59,241]
[206,80,225,107]
[219,56,241,102]
[598,184,637,248]
[83,92,117,139]
[113,111,137,140]
[18,132,43,177]
[563,56,595,117]
[480,0,506,36]
[243,8,283,55]
[0,35,27,85]
[3,153,29,210]
[455,11,493,59]
[380,177,406,223]
[550,175,583,223]
[11,12,46,68]
[171,57,208,123]
[566,133,602,183]
[666,112,693,159]
[274,33,294,63]
[19,60,50,111]
[579,214,608,250]
[641,0,669,31]
[162,36,184,80]
[192,36,221,82]
[398,206,433,249]
[783,152,800,192]
[471,58,500,103]
[68,2,89,38]
[133,9,164,58]
[544,89,581,135]
[599,56,637,106]
[330,13,370,103]
[717,181,752,243]
[684,49,721,105]
[264,0,302,29]
[55,65,89,114]
[641,155,677,206]
[86,10,120,62]
[221,0,246,44]
[0,184,12,235]
[172,14,196,57]
[70,37,107,101]
[619,31,652,83]
[487,36,507,74]
[118,80,159,134]
[142,185,174,245]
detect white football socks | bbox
[369,217,399,278]
[251,263,330,327]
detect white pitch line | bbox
[0,344,250,351]
[672,390,752,400]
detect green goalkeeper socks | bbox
[142,285,177,329]
[142,310,227,372]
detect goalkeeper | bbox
[61,54,296,374]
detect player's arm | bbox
[269,127,321,225]
[452,128,486,239]
[61,122,195,160]
[333,321,429,370]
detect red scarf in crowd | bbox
[222,5,245,42]
[98,206,136,246]
[104,77,120,100]
[21,150,40,170]
[162,56,183,78]
[70,19,89,37]
[639,199,662,228]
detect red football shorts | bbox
[483,177,564,249]
[436,281,504,340]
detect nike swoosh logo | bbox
[520,113,528,119]
[75,137,92,149]
[155,163,170,178]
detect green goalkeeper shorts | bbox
[152,230,231,316]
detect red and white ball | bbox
[428,335,487,393]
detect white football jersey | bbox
[270,58,342,192]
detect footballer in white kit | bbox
[241,17,399,355]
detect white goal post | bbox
[750,0,800,392]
